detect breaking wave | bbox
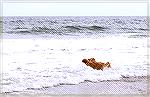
[3,16,148,37]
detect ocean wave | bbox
[64,25,108,31]
[138,28,149,31]
[4,25,109,35]
[3,16,147,36]
[85,26,108,31]
[128,34,149,38]
[64,26,81,30]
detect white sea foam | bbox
[1,35,147,92]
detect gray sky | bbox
[2,3,147,16]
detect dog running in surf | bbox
[82,58,111,71]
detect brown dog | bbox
[82,58,111,70]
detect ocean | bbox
[1,16,148,93]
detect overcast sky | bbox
[2,3,147,16]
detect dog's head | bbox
[82,59,88,64]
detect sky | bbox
[2,2,148,16]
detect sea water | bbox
[1,16,148,93]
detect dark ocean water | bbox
[2,16,148,39]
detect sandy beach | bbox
[45,76,149,95]
[1,76,149,95]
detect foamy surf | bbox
[1,36,147,93]
[1,16,148,93]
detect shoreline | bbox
[1,76,149,95]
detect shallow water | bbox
[1,16,148,93]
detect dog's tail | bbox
[106,62,111,68]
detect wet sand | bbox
[37,76,149,95]
[1,76,149,95]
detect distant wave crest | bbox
[2,16,148,37]
[4,25,109,34]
